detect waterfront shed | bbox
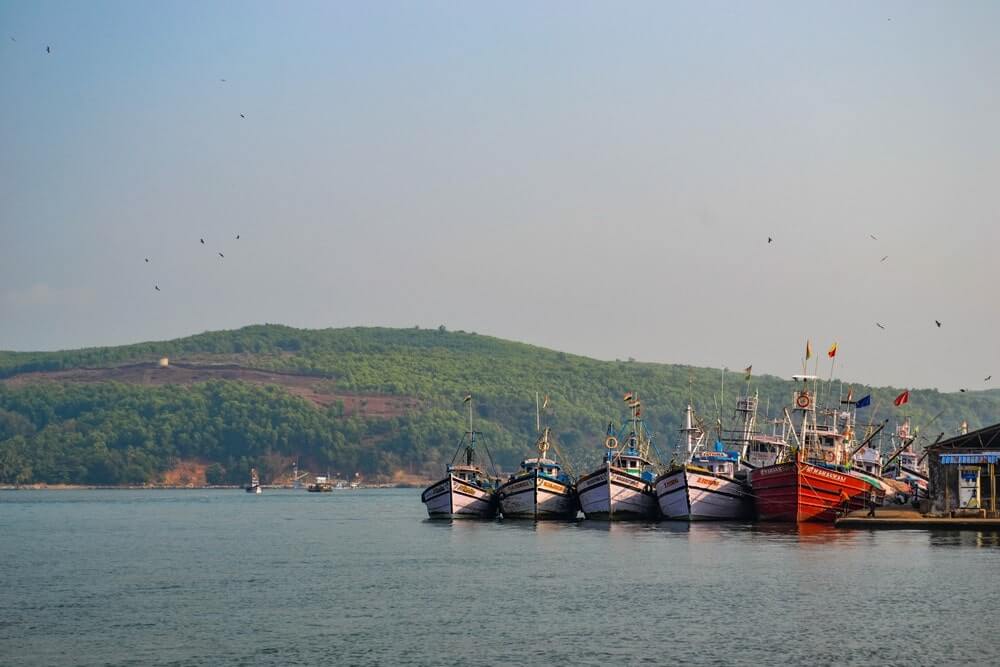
[926,423,1000,517]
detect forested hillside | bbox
[1,324,997,486]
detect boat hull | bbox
[498,471,578,519]
[577,464,658,520]
[751,460,879,523]
[421,474,498,519]
[655,467,751,521]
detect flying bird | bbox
[220,78,227,82]
[46,45,50,53]
[869,234,878,240]
[880,255,889,262]
[876,322,885,330]
[144,257,149,263]
[200,238,205,244]
[154,285,160,291]
[240,113,245,118]
[960,388,967,393]
[218,252,224,258]
[10,36,15,42]
[986,376,992,382]
[236,234,240,240]
[767,237,773,244]
[935,320,941,328]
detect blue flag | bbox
[856,394,872,409]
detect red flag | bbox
[827,342,838,358]
[893,390,910,407]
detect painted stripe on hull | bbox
[578,465,657,520]
[655,468,751,521]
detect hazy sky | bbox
[2,1,998,391]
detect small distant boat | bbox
[421,396,499,519]
[655,403,753,521]
[307,475,333,492]
[498,428,578,520]
[577,392,659,520]
[245,468,262,494]
[880,419,929,502]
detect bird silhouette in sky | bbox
[880,255,889,262]
[46,45,50,53]
[218,252,224,258]
[9,36,15,42]
[767,237,773,244]
[144,258,149,263]
[200,238,205,244]
[876,322,886,330]
[240,113,245,119]
[960,388,967,393]
[869,234,878,240]
[154,285,160,291]
[236,234,240,240]
[986,376,992,382]
[935,320,941,327]
[220,78,227,82]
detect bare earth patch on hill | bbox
[0,362,420,418]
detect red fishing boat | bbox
[751,375,882,523]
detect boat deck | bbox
[835,507,1000,529]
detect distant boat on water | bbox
[421,396,499,519]
[246,468,262,494]
[307,474,333,492]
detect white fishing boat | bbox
[577,393,659,520]
[245,467,262,494]
[499,429,578,520]
[421,396,499,519]
[655,402,753,521]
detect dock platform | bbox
[835,507,1000,529]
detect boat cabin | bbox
[607,436,654,482]
[851,445,883,477]
[692,450,740,478]
[448,463,490,487]
[745,435,787,468]
[518,457,567,482]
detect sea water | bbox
[1,489,997,666]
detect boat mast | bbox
[467,395,475,466]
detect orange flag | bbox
[828,342,838,358]
[894,390,910,407]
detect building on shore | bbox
[926,422,1000,517]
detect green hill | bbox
[1,324,997,486]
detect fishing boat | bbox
[577,393,659,520]
[881,420,929,501]
[307,475,333,492]
[750,376,882,523]
[245,467,262,494]
[421,396,499,519]
[498,428,578,519]
[655,403,753,521]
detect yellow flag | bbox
[827,342,838,358]
[805,340,813,360]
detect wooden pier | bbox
[835,506,1000,529]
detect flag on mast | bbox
[856,394,871,409]
[744,365,752,381]
[828,342,838,358]
[805,340,813,360]
[542,395,550,409]
[623,392,633,402]
[463,394,472,403]
[893,390,910,407]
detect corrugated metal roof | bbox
[939,453,1000,464]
